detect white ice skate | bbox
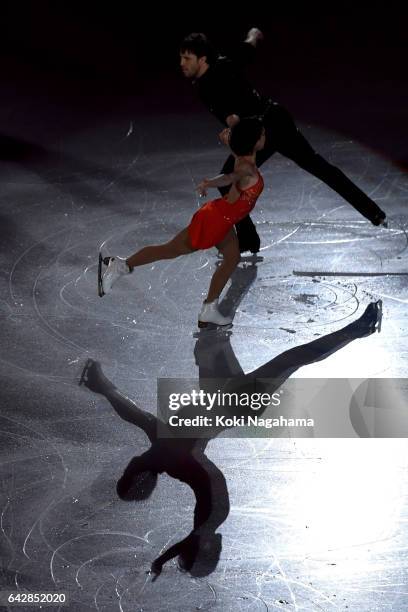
[99,255,129,296]
[198,299,232,328]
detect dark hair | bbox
[180,32,217,65]
[178,533,222,577]
[229,117,264,156]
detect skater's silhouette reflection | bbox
[80,293,381,579]
[80,359,227,578]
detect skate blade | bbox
[375,299,383,333]
[98,253,105,297]
[217,252,263,263]
[79,358,93,386]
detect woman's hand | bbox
[196,179,209,198]
[218,128,231,146]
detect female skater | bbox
[99,117,265,327]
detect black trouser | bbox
[219,102,385,252]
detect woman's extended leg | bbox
[126,228,194,268]
[101,228,194,295]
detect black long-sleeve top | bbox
[193,42,268,126]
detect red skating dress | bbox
[188,170,264,249]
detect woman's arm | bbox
[196,172,237,197]
[196,164,251,197]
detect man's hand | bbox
[226,114,240,127]
[245,27,264,47]
[219,114,240,146]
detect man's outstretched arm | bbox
[218,28,264,144]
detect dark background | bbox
[3,4,406,80]
[1,3,407,165]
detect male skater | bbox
[179,29,387,253]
